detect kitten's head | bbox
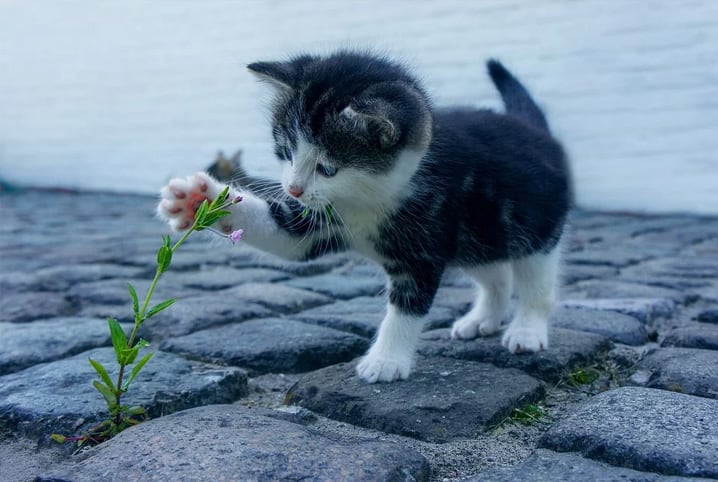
[248,50,432,212]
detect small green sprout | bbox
[52,187,242,448]
[568,367,601,387]
[509,403,546,425]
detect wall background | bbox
[0,0,716,214]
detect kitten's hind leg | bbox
[451,262,512,339]
[502,246,560,353]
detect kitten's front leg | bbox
[356,270,441,383]
[356,304,424,383]
[157,172,317,260]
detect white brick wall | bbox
[0,0,716,214]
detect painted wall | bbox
[0,0,716,214]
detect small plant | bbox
[52,187,242,448]
[491,402,547,431]
[509,403,546,425]
[568,367,601,387]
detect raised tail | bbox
[487,59,550,133]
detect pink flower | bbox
[229,229,244,244]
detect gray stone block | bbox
[662,323,718,350]
[467,449,707,481]
[631,347,718,399]
[551,305,649,345]
[0,317,130,375]
[419,327,612,382]
[294,296,458,338]
[563,280,693,304]
[696,309,718,324]
[0,347,247,440]
[39,404,429,482]
[214,282,333,312]
[560,297,676,323]
[0,292,76,322]
[286,357,544,443]
[160,318,369,375]
[560,264,619,286]
[285,272,386,299]
[169,266,290,290]
[138,295,272,340]
[539,387,718,478]
[565,246,653,268]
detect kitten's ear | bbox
[341,104,400,150]
[247,61,295,91]
[230,149,242,164]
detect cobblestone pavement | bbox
[1,189,717,481]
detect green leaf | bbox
[88,358,114,390]
[198,209,231,229]
[121,346,140,365]
[50,433,66,444]
[210,186,230,209]
[194,199,209,225]
[568,368,600,386]
[145,298,176,319]
[108,318,128,363]
[134,339,150,349]
[127,283,139,316]
[93,380,117,409]
[301,207,310,219]
[156,245,173,273]
[128,405,147,416]
[122,352,154,392]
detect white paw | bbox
[157,172,224,231]
[356,352,412,383]
[450,314,500,340]
[502,323,548,353]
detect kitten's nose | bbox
[288,186,304,198]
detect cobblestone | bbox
[540,387,718,478]
[1,190,717,481]
[286,357,545,442]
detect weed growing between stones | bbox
[510,403,546,425]
[51,187,242,449]
[568,367,600,387]
[490,402,548,431]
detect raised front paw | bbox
[157,172,224,231]
[501,322,548,354]
[356,352,412,383]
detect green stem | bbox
[113,220,200,424]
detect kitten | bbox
[158,50,571,383]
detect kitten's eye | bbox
[282,146,293,164]
[316,164,338,178]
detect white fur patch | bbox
[356,304,424,383]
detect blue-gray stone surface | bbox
[39,404,430,482]
[286,357,545,442]
[539,387,718,478]
[1,190,718,481]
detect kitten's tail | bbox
[487,59,550,133]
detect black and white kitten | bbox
[158,50,571,383]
